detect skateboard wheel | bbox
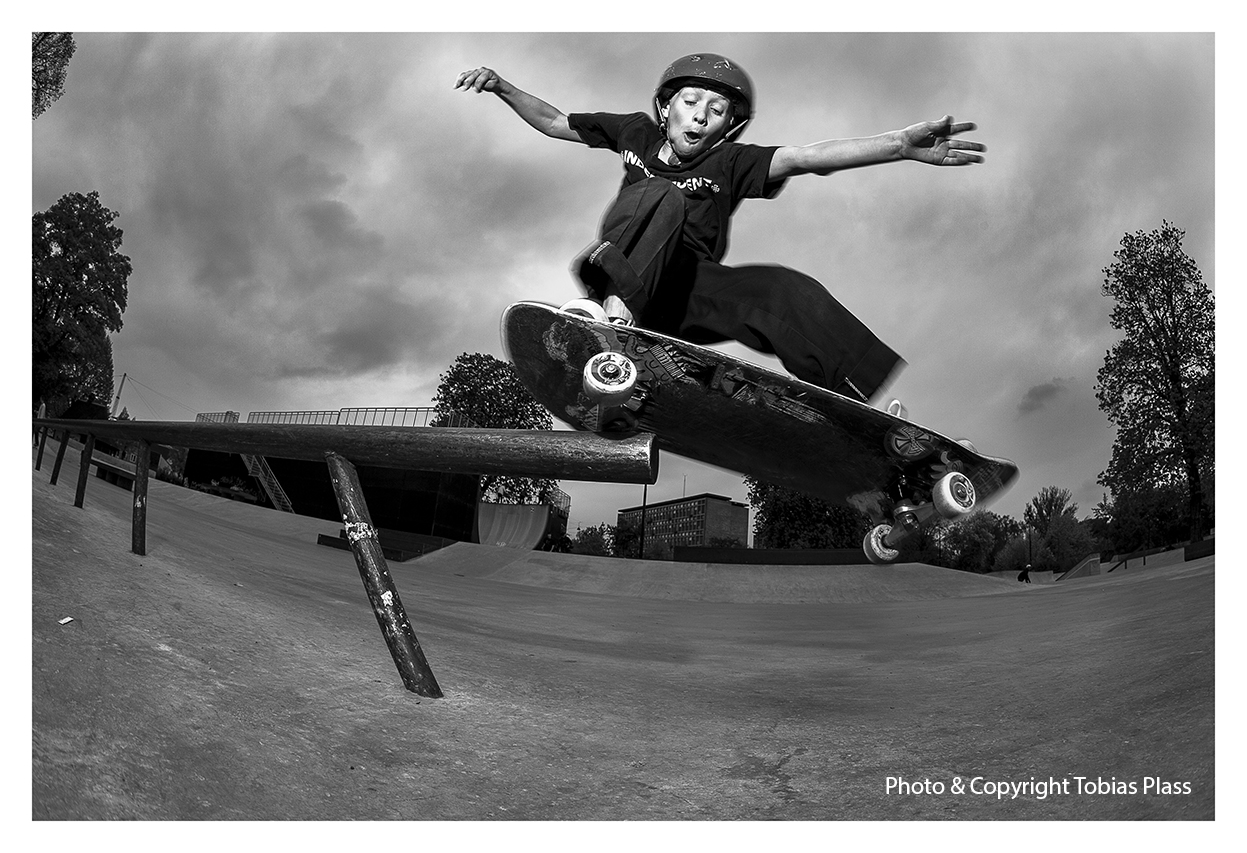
[885,399,908,419]
[955,438,977,452]
[933,471,976,519]
[863,523,900,565]
[582,351,637,404]
[561,298,609,323]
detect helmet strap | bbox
[723,118,750,141]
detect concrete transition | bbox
[475,503,553,550]
[31,445,1215,821]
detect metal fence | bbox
[246,410,342,425]
[195,411,240,424]
[243,407,476,427]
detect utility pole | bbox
[639,483,648,559]
[110,373,127,418]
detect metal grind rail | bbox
[33,418,658,698]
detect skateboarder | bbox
[455,53,985,404]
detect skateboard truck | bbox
[863,471,978,565]
[894,502,923,533]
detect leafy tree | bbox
[33,33,76,119]
[432,352,557,503]
[943,510,1024,573]
[613,515,641,558]
[897,522,949,566]
[745,477,871,549]
[1023,486,1078,538]
[571,523,614,556]
[611,518,679,559]
[1016,486,1103,572]
[33,191,131,413]
[1096,483,1193,553]
[1095,222,1214,541]
[1002,515,1100,575]
[1085,499,1114,547]
[53,332,115,412]
[993,536,1032,575]
[1042,515,1100,573]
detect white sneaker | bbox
[560,298,609,323]
[603,295,634,325]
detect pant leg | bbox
[673,260,905,402]
[571,178,686,317]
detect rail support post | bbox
[324,452,443,698]
[74,434,96,508]
[50,430,70,486]
[132,440,150,556]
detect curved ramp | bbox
[419,542,1018,604]
[475,503,552,550]
[31,454,1215,819]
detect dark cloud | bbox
[1018,379,1074,416]
[30,32,1214,528]
[276,285,449,378]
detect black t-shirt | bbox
[568,111,786,262]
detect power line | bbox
[114,373,199,419]
[124,383,162,419]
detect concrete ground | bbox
[31,442,1214,821]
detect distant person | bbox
[454,53,985,407]
[1018,563,1032,583]
[33,398,47,445]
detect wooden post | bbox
[74,434,96,508]
[49,430,70,486]
[132,440,150,556]
[35,427,48,470]
[324,452,443,698]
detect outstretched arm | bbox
[769,115,985,180]
[454,67,581,142]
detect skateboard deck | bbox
[502,301,1018,561]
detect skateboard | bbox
[502,301,1018,564]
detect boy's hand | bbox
[455,67,509,95]
[453,67,578,141]
[899,116,985,166]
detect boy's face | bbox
[661,86,735,161]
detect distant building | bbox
[617,493,749,552]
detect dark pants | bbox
[574,178,904,402]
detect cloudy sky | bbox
[30,27,1218,535]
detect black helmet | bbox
[654,53,754,140]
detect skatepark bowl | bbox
[31,442,1214,821]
